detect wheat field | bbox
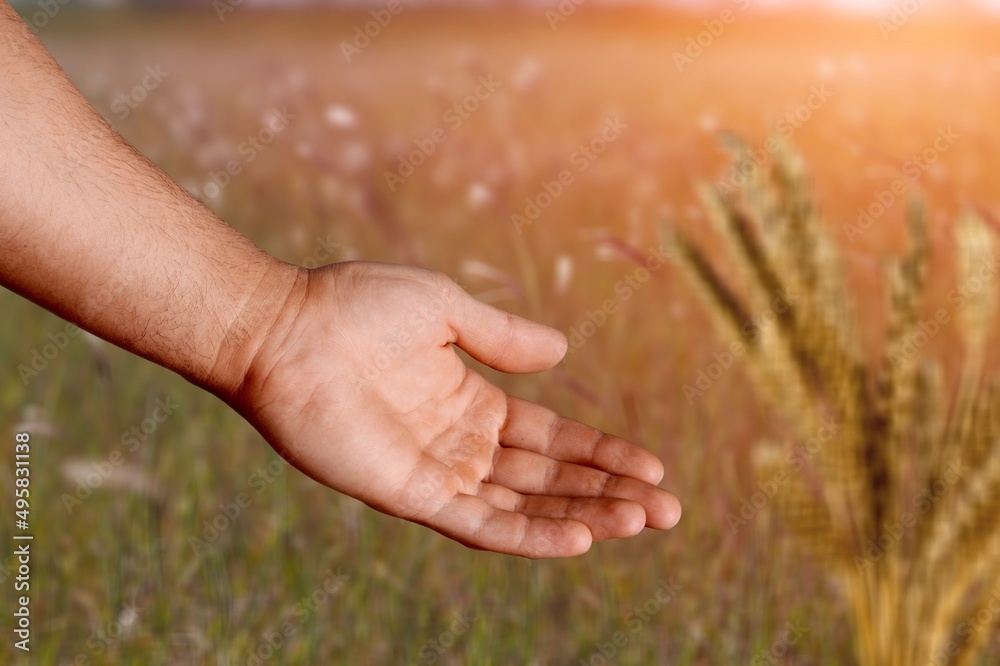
[2,6,1000,664]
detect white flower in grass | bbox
[467,182,493,210]
[511,56,543,94]
[698,113,719,134]
[553,254,573,297]
[15,405,58,438]
[324,104,358,130]
[817,57,838,79]
[339,140,371,173]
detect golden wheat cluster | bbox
[672,140,1000,665]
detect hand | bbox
[0,2,681,558]
[227,261,681,558]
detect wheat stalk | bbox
[677,143,1000,665]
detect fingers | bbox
[448,286,567,374]
[477,483,646,542]
[488,448,682,530]
[425,493,593,559]
[501,396,666,486]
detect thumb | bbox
[449,287,568,374]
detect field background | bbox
[2,4,1000,664]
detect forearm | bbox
[0,4,302,397]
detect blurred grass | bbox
[1,6,999,664]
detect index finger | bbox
[499,396,666,486]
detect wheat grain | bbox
[677,143,1000,665]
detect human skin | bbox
[0,2,680,558]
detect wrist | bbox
[201,257,309,404]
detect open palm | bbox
[231,262,680,558]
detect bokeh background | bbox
[2,0,1000,663]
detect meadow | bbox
[2,6,1000,664]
